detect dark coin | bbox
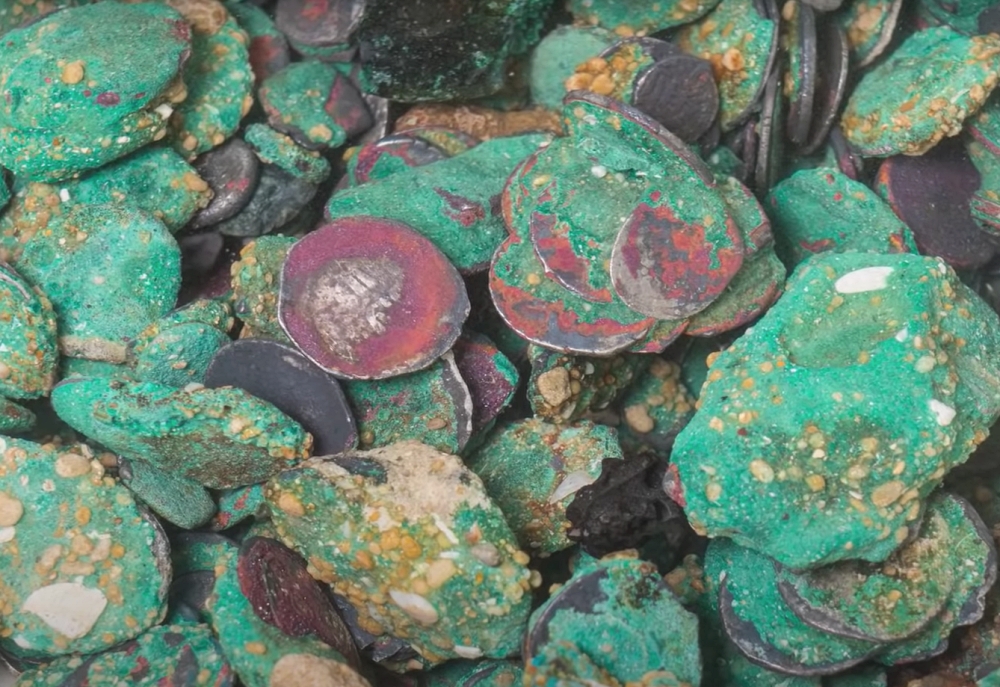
[204,338,358,456]
[786,3,818,148]
[633,54,720,144]
[189,139,261,231]
[754,60,785,195]
[524,565,610,655]
[178,231,224,280]
[801,19,849,155]
[215,164,316,238]
[275,0,365,48]
[602,36,680,63]
[325,71,372,139]
[876,138,999,270]
[279,217,470,379]
[450,333,518,435]
[829,127,864,180]
[237,536,362,670]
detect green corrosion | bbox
[259,61,348,150]
[841,28,1000,157]
[50,377,312,489]
[245,123,331,184]
[705,538,879,671]
[0,398,34,435]
[169,3,253,160]
[0,262,58,399]
[0,0,77,37]
[0,437,169,659]
[207,554,370,687]
[266,441,534,666]
[672,252,1000,569]
[326,134,549,273]
[529,26,617,110]
[210,483,266,531]
[526,555,701,686]
[0,198,181,365]
[767,168,917,271]
[567,0,720,34]
[343,352,472,455]
[134,322,230,388]
[675,0,777,131]
[528,346,648,424]
[467,418,621,554]
[618,359,697,456]
[836,0,901,67]
[171,533,237,577]
[917,0,994,35]
[0,2,190,181]
[120,456,216,530]
[230,235,295,342]
[63,145,213,232]
[13,623,231,687]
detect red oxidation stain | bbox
[302,0,330,21]
[663,463,686,508]
[530,211,612,303]
[434,187,485,227]
[96,92,120,106]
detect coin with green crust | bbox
[671,252,1000,569]
[617,358,696,456]
[529,25,617,110]
[916,0,994,35]
[836,0,902,67]
[0,437,170,660]
[0,1,191,181]
[12,623,233,687]
[767,168,916,271]
[64,145,213,232]
[51,376,312,489]
[0,0,77,37]
[163,0,252,159]
[841,28,1000,157]
[230,235,295,343]
[244,123,331,184]
[119,455,217,530]
[675,0,779,131]
[466,418,622,554]
[0,399,34,435]
[0,262,58,400]
[1,201,181,365]
[134,321,231,388]
[266,441,534,666]
[258,61,349,150]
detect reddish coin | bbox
[279,216,470,379]
[610,189,745,320]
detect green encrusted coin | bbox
[767,168,916,271]
[172,531,236,577]
[707,538,881,676]
[119,455,217,530]
[327,134,549,274]
[343,351,473,455]
[675,0,779,131]
[51,376,311,489]
[525,555,702,686]
[133,321,230,388]
[62,145,212,232]
[230,235,295,343]
[528,25,617,110]
[466,418,622,554]
[683,249,785,337]
[225,1,290,82]
[167,0,254,159]
[618,358,696,456]
[876,493,996,666]
[0,438,170,659]
[527,346,648,424]
[0,0,77,37]
[12,623,233,687]
[266,441,534,666]
[0,2,191,181]
[244,123,330,184]
[209,483,266,531]
[916,0,994,35]
[841,28,1000,157]
[836,0,902,67]
[132,298,233,355]
[775,491,960,643]
[567,0,720,34]
[0,262,58,399]
[0,398,34,435]
[258,61,348,150]
[671,252,1000,569]
[717,175,774,257]
[0,201,181,364]
[207,551,370,687]
[422,658,524,687]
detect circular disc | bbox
[632,54,720,144]
[876,139,998,270]
[189,138,261,231]
[279,217,470,379]
[610,189,745,320]
[204,338,358,455]
[346,134,450,187]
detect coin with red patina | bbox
[279,216,470,379]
